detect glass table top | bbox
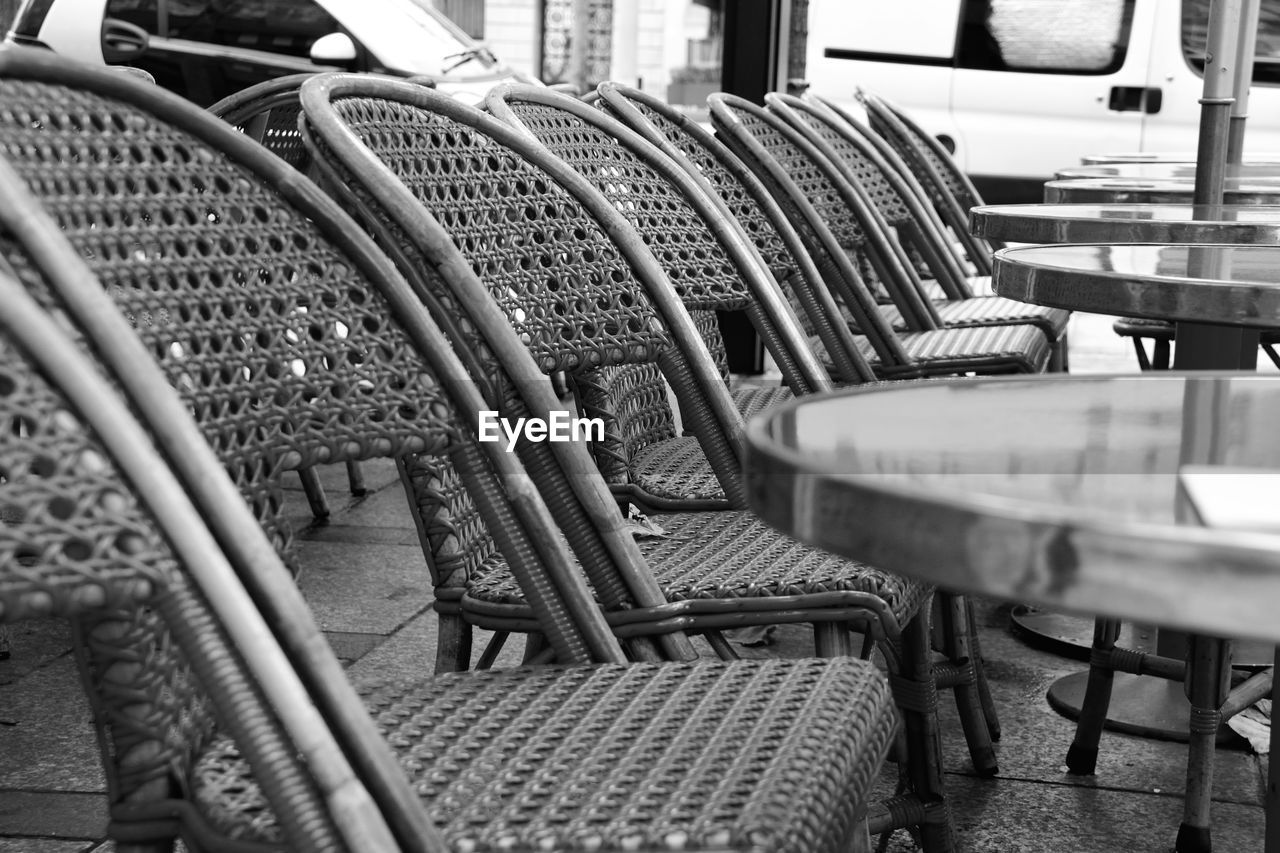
[745,375,1280,642]
[991,243,1280,326]
[1044,177,1280,204]
[970,203,1280,244]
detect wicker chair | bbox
[595,79,1001,746]
[0,48,901,853]
[708,93,1051,379]
[487,84,844,510]
[594,82,875,388]
[208,72,368,519]
[295,72,989,851]
[766,93,1071,372]
[852,89,1003,276]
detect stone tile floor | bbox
[0,312,1272,851]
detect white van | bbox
[804,0,1280,202]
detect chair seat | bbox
[921,275,994,300]
[882,297,1070,339]
[623,386,795,508]
[854,324,1052,377]
[463,509,928,631]
[189,660,897,852]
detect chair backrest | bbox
[0,48,629,848]
[208,72,318,170]
[856,89,1004,264]
[707,92,919,371]
[595,82,875,385]
[486,84,832,397]
[766,92,974,304]
[0,268,390,851]
[297,74,749,516]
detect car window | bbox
[105,0,339,56]
[1183,0,1280,85]
[957,0,1135,74]
[105,0,158,34]
[318,0,495,76]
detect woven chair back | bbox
[209,72,317,170]
[297,74,748,512]
[766,92,973,304]
[0,50,631,845]
[487,84,830,396]
[708,92,916,369]
[595,83,874,385]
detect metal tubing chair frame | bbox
[594,81,876,386]
[709,93,1051,379]
[766,93,1070,372]
[296,73,958,851]
[0,48,903,853]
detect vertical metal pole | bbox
[1228,0,1260,163]
[1193,0,1242,208]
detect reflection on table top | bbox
[992,243,1280,325]
[1055,162,1280,181]
[745,374,1280,642]
[1081,151,1280,165]
[970,202,1280,244]
[1044,177,1280,205]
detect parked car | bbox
[804,0,1280,202]
[3,0,536,106]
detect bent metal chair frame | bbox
[765,93,1070,372]
[853,89,1003,274]
[296,73,961,851]
[209,71,370,519]
[708,93,1051,380]
[594,81,876,386]
[0,48,901,853]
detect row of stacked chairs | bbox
[0,50,1076,853]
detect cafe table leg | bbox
[1268,646,1279,853]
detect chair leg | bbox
[1177,636,1230,853]
[890,611,956,853]
[1129,339,1153,371]
[1066,618,1122,775]
[1153,337,1172,370]
[345,459,368,496]
[1048,334,1069,373]
[297,466,330,519]
[434,612,474,674]
[965,597,1001,741]
[935,592,998,776]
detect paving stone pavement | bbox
[0,312,1270,851]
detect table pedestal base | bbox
[1046,671,1240,744]
[1011,606,1154,659]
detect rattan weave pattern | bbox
[0,79,463,561]
[604,94,821,342]
[194,659,897,852]
[492,100,754,316]
[0,337,169,619]
[316,95,673,376]
[865,97,975,211]
[722,104,869,257]
[623,99,794,278]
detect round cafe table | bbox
[969,202,1280,246]
[1044,176,1280,205]
[1055,162,1280,181]
[968,210,1280,660]
[1081,151,1280,165]
[745,374,1280,852]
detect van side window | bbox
[164,0,339,57]
[104,0,158,34]
[1182,0,1280,85]
[957,0,1135,74]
